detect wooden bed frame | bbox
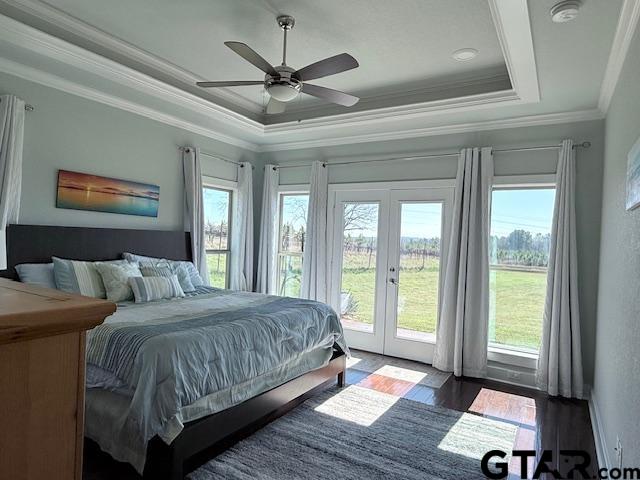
[1,224,347,480]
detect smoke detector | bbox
[550,1,581,23]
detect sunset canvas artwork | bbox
[56,170,159,217]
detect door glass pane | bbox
[278,254,303,297]
[340,202,379,333]
[207,252,227,288]
[489,188,555,352]
[395,202,442,342]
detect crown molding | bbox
[488,0,540,104]
[277,68,512,119]
[263,89,521,137]
[0,57,261,151]
[258,109,604,152]
[598,0,640,114]
[0,0,265,113]
[0,13,264,136]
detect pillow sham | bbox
[139,262,195,292]
[15,263,56,289]
[123,252,201,289]
[94,262,142,302]
[128,275,185,303]
[52,257,127,298]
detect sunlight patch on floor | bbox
[436,412,517,461]
[469,388,536,426]
[373,364,428,383]
[313,385,400,427]
[345,355,362,369]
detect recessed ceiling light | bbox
[550,1,581,23]
[452,48,478,62]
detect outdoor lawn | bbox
[207,253,227,288]
[340,253,546,351]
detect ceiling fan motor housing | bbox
[265,65,302,102]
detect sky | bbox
[490,188,555,237]
[220,188,556,241]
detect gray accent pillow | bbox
[123,252,201,290]
[139,262,195,292]
[15,263,56,289]
[128,275,185,303]
[94,261,142,302]
[52,257,127,298]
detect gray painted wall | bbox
[262,120,605,384]
[592,26,640,467]
[0,72,264,267]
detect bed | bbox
[1,224,348,479]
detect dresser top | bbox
[0,278,116,344]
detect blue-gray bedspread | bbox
[85,287,347,473]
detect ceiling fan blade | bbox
[295,53,359,81]
[301,84,359,107]
[197,81,264,88]
[266,97,287,114]
[224,41,278,76]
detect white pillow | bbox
[94,262,142,302]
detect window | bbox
[203,186,232,288]
[489,187,555,353]
[277,193,309,297]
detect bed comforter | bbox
[85,287,347,473]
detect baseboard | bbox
[588,388,610,470]
[487,363,537,389]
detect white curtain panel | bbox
[182,147,209,285]
[256,164,279,294]
[300,161,329,302]
[230,162,254,291]
[0,95,25,270]
[433,147,493,378]
[536,139,584,398]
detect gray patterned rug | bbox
[188,385,516,480]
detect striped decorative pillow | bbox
[123,252,203,287]
[52,257,127,298]
[128,275,185,303]
[138,263,195,292]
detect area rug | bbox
[188,385,516,480]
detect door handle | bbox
[389,278,399,286]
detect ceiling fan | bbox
[196,15,360,114]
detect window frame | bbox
[203,177,237,289]
[487,174,556,365]
[276,185,309,297]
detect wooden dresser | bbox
[0,278,116,480]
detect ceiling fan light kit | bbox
[196,14,360,114]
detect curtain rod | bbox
[177,146,254,169]
[272,141,592,170]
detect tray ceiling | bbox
[0,0,511,122]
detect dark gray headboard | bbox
[1,224,192,280]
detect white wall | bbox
[592,25,640,468]
[262,119,605,384]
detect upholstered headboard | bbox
[0,224,192,280]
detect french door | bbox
[329,183,453,363]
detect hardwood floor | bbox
[347,350,598,479]
[84,350,597,479]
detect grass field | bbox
[207,253,227,288]
[340,252,546,351]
